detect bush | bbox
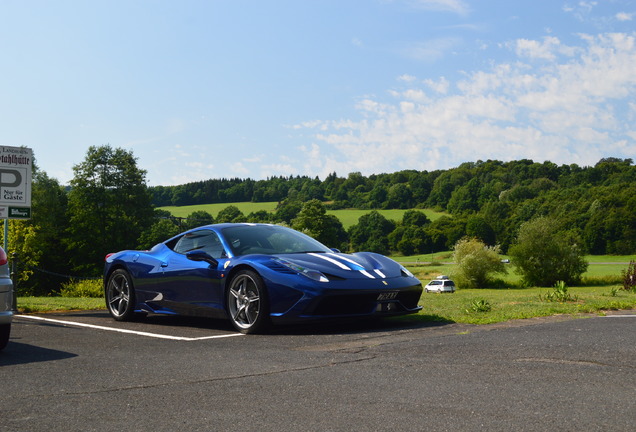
[508,217,588,286]
[452,237,507,288]
[540,281,578,302]
[466,299,492,313]
[621,260,636,292]
[60,279,103,298]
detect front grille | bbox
[312,293,376,316]
[311,289,421,316]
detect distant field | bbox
[160,202,279,218]
[327,208,447,228]
[159,202,448,228]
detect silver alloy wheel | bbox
[228,273,261,330]
[106,270,132,319]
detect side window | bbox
[173,230,227,259]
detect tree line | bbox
[152,157,635,256]
[4,145,634,295]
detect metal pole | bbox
[4,220,17,311]
[11,253,17,312]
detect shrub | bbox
[508,217,588,287]
[60,279,103,298]
[452,237,506,288]
[540,281,578,302]
[466,299,492,313]
[621,260,636,292]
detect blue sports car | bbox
[104,223,423,333]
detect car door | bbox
[156,229,228,317]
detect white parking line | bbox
[16,315,245,341]
[603,314,636,318]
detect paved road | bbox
[1,311,635,431]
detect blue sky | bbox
[1,0,635,186]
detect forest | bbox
[150,157,635,256]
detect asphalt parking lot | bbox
[1,311,635,431]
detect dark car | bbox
[0,246,13,350]
[104,223,422,333]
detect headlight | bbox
[277,258,329,283]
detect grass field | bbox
[327,208,447,228]
[158,202,448,229]
[160,202,279,218]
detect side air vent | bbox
[263,261,297,274]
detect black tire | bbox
[226,269,270,334]
[0,323,10,351]
[105,269,137,321]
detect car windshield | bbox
[222,225,331,256]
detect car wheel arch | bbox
[104,263,131,286]
[224,263,261,296]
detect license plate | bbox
[377,292,398,301]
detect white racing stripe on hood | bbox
[329,253,362,268]
[374,269,386,278]
[360,270,376,279]
[310,253,377,278]
[308,253,350,270]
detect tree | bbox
[465,216,496,245]
[401,210,431,227]
[348,211,395,254]
[66,145,154,275]
[452,237,506,288]
[216,205,245,223]
[137,218,181,250]
[246,210,272,223]
[291,199,347,247]
[388,210,432,255]
[8,167,71,295]
[274,200,302,224]
[184,210,214,230]
[508,217,588,286]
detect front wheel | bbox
[227,270,269,334]
[105,269,137,321]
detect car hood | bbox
[255,252,407,281]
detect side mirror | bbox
[186,250,219,267]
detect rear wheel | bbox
[227,270,269,334]
[105,269,137,321]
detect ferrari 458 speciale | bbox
[104,223,422,333]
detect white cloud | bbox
[616,12,633,21]
[515,36,562,61]
[295,32,636,176]
[398,74,417,83]
[424,77,450,94]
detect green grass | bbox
[160,202,279,218]
[16,297,105,314]
[326,208,448,229]
[583,254,635,263]
[408,286,635,325]
[158,202,449,229]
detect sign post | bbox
[0,146,33,250]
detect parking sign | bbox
[0,146,32,219]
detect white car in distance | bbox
[425,275,456,293]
